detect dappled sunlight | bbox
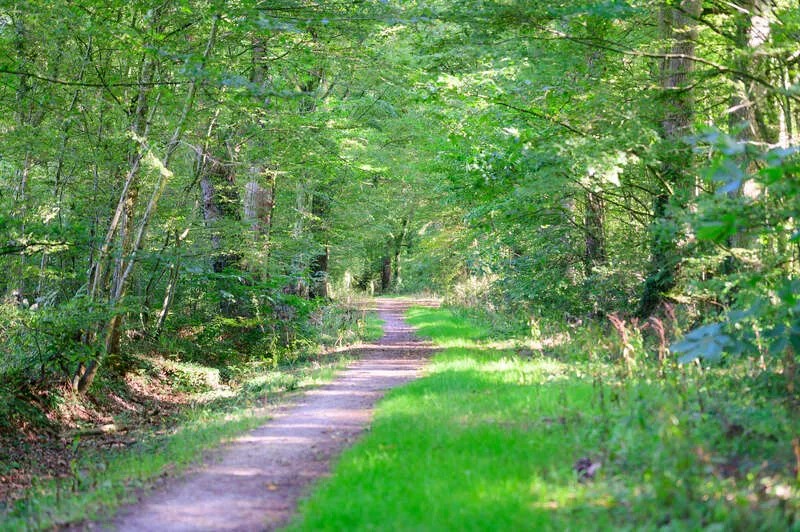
[290,355,619,529]
[289,305,800,530]
[206,465,285,476]
[480,333,571,351]
[106,298,434,532]
[481,357,565,375]
[433,337,483,349]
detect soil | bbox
[97,298,434,531]
[1,359,192,506]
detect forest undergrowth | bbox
[288,305,799,530]
[0,298,382,531]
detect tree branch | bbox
[535,26,800,103]
[491,99,593,138]
[0,67,189,88]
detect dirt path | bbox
[103,298,433,531]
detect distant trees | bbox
[1,0,798,397]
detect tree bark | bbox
[725,0,772,269]
[392,217,408,286]
[309,243,330,299]
[309,187,331,299]
[244,166,277,278]
[200,152,242,274]
[638,0,702,318]
[243,38,279,279]
[584,191,606,276]
[9,13,33,300]
[154,228,189,339]
[381,255,392,293]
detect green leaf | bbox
[671,323,730,364]
[696,222,734,242]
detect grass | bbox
[286,306,800,531]
[362,312,384,343]
[0,310,384,531]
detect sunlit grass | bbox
[288,307,611,530]
[287,306,800,531]
[362,312,384,342]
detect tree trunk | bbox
[74,52,155,393]
[9,14,32,300]
[583,191,606,276]
[638,0,702,318]
[154,229,188,340]
[309,187,331,299]
[244,166,277,278]
[297,49,328,298]
[309,243,330,299]
[730,0,772,141]
[201,152,241,274]
[381,256,392,293]
[243,38,278,280]
[725,0,773,273]
[392,217,408,287]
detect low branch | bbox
[491,99,593,138]
[0,241,70,255]
[0,67,189,88]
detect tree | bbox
[637,0,702,318]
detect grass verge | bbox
[286,306,799,530]
[1,311,384,531]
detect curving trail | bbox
[104,298,433,531]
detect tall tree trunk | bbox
[381,255,392,293]
[638,0,702,318]
[154,228,189,339]
[308,185,331,299]
[583,191,606,277]
[725,0,773,273]
[581,19,608,280]
[392,217,409,286]
[9,14,32,300]
[201,150,241,272]
[74,50,156,393]
[296,48,329,298]
[200,143,243,317]
[243,38,278,279]
[309,242,330,299]
[244,166,277,278]
[730,0,772,143]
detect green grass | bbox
[286,306,800,531]
[362,312,384,342]
[1,309,385,531]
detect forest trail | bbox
[103,298,434,531]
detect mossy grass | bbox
[287,306,800,530]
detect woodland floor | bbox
[0,357,195,505]
[86,298,435,531]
